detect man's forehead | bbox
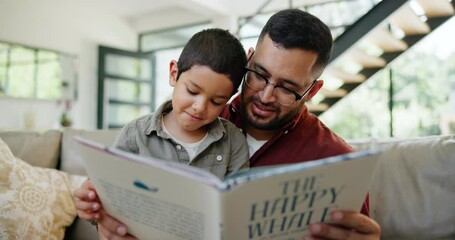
[253,39,318,83]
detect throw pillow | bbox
[0,137,87,240]
[0,130,62,168]
[368,135,455,239]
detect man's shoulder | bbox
[298,113,354,153]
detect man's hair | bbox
[177,28,247,92]
[258,9,333,78]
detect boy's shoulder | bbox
[218,117,243,135]
[123,113,155,132]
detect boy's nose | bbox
[192,99,206,112]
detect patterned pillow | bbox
[0,137,86,240]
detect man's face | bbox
[241,35,320,131]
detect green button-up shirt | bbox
[114,100,249,180]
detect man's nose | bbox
[258,84,276,104]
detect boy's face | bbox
[169,61,234,134]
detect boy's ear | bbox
[169,60,178,86]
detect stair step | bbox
[321,88,348,98]
[307,103,329,113]
[389,4,430,35]
[346,48,387,68]
[416,0,455,17]
[325,67,366,83]
[367,28,408,52]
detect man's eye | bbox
[254,72,266,81]
[278,86,297,95]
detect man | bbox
[77,9,381,240]
[220,9,380,239]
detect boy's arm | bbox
[225,121,250,174]
[73,179,138,239]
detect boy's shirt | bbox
[114,100,249,180]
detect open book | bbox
[75,136,382,240]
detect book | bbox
[75,136,382,240]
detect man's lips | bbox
[251,101,275,117]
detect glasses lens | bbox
[245,69,297,106]
[274,88,296,106]
[245,70,266,91]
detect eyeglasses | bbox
[243,66,316,106]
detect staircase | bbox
[308,0,455,116]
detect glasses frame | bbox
[244,51,317,106]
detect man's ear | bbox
[305,79,324,101]
[247,47,255,61]
[169,60,178,87]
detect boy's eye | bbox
[186,88,197,95]
[210,100,223,106]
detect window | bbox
[139,22,213,110]
[0,41,77,100]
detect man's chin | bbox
[245,112,279,131]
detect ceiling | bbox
[76,0,335,32]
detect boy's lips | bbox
[186,112,203,121]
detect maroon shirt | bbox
[220,96,370,216]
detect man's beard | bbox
[241,94,302,131]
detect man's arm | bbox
[304,210,381,240]
[96,210,137,240]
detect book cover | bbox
[75,136,381,240]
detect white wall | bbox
[0,0,137,130]
[0,0,239,131]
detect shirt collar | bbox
[144,100,226,140]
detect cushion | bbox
[60,128,120,175]
[0,130,61,168]
[0,137,87,240]
[367,135,455,239]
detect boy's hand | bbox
[304,211,381,240]
[73,179,102,222]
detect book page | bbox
[221,151,380,240]
[77,138,222,240]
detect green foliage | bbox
[321,47,455,139]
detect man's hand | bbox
[303,211,381,240]
[73,179,101,222]
[97,210,137,240]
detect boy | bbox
[74,28,249,225]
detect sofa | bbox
[0,129,454,239]
[0,128,119,240]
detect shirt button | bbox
[284,130,289,134]
[216,155,223,161]
[176,145,182,150]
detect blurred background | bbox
[0,0,454,139]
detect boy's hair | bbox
[258,9,333,78]
[177,28,247,92]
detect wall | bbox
[0,0,137,130]
[0,0,238,131]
